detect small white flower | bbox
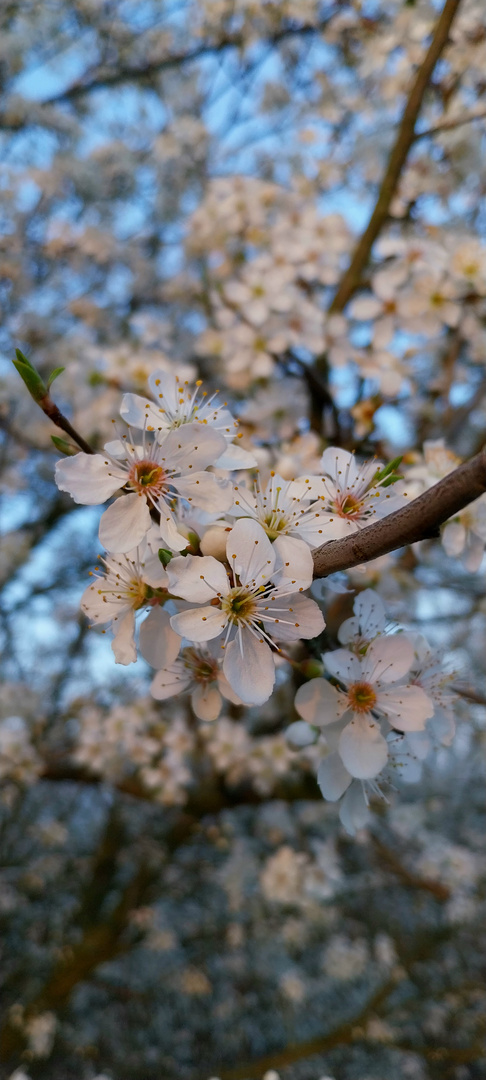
[55,422,233,553]
[167,518,325,706]
[119,369,257,470]
[295,635,434,781]
[231,470,331,549]
[150,643,241,721]
[292,448,407,539]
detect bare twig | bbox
[328,0,462,315]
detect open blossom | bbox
[292,447,408,540]
[295,635,434,784]
[167,518,325,706]
[81,546,180,666]
[405,440,486,571]
[119,369,257,470]
[337,588,388,649]
[55,422,233,553]
[150,643,242,721]
[231,471,331,548]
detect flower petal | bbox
[111,610,137,665]
[323,648,361,684]
[99,493,152,553]
[339,717,388,779]
[167,555,229,603]
[150,660,191,700]
[377,684,435,731]
[362,634,413,684]
[273,535,314,591]
[317,752,352,801]
[295,677,344,727]
[226,518,275,586]
[261,593,325,642]
[170,606,227,642]
[339,782,371,834]
[175,472,234,513]
[55,453,124,505]
[139,606,181,669]
[191,684,222,721]
[223,631,275,705]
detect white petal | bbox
[223,632,275,705]
[167,555,229,602]
[170,606,227,642]
[55,453,124,505]
[99,493,152,553]
[320,447,365,489]
[377,685,434,731]
[294,678,344,727]
[339,782,371,834]
[157,423,226,470]
[111,610,137,665]
[338,588,386,644]
[148,368,181,413]
[150,660,191,700]
[273,535,314,591]
[81,581,118,624]
[261,593,325,642]
[323,648,361,684]
[226,518,275,586]
[317,752,352,801]
[362,635,413,684]
[139,552,169,588]
[175,472,234,513]
[139,606,181,669]
[119,392,160,430]
[158,512,189,551]
[215,443,258,469]
[191,684,222,721]
[217,669,243,705]
[339,717,388,779]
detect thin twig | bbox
[328,0,462,314]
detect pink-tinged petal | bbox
[223,632,275,705]
[295,678,344,727]
[175,472,233,513]
[191,684,222,721]
[339,783,371,834]
[217,670,243,705]
[215,443,258,470]
[362,635,413,684]
[339,717,388,779]
[273,535,314,591]
[260,593,325,642]
[167,555,229,603]
[55,453,125,505]
[150,661,191,700]
[170,606,227,642]
[111,610,137,665]
[99,493,152,553]
[320,447,371,489]
[377,684,434,731]
[317,752,352,801]
[157,423,226,470]
[226,518,275,586]
[139,606,181,669]
[323,648,361,684]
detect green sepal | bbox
[371,456,403,487]
[158,548,173,567]
[380,473,403,487]
[51,435,75,456]
[12,349,47,403]
[47,366,65,390]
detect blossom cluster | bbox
[53,370,462,826]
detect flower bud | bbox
[285,721,318,749]
[299,658,324,679]
[200,524,232,561]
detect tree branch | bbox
[312,447,486,578]
[328,0,462,315]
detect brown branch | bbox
[413,104,486,142]
[328,0,462,314]
[312,447,486,578]
[38,393,95,455]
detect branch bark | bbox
[312,447,486,578]
[328,0,462,315]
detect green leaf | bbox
[12,349,47,403]
[51,435,75,456]
[371,456,403,486]
[158,548,173,567]
[47,366,65,390]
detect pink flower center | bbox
[182,648,218,684]
[128,459,168,498]
[347,681,377,713]
[334,493,363,518]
